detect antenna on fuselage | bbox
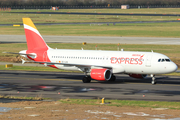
[151,50,153,53]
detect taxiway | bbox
[1,35,180,45]
[0,70,180,101]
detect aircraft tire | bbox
[151,80,156,85]
[109,75,116,82]
[82,76,91,83]
[151,77,156,85]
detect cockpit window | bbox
[165,59,170,62]
[158,58,171,62]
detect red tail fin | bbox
[22,18,49,50]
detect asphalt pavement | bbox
[0,70,180,101]
[1,20,180,26]
[1,35,180,45]
[12,12,180,16]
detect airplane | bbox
[5,18,178,85]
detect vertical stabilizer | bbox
[22,18,49,50]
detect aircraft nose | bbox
[169,63,178,72]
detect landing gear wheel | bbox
[151,77,156,85]
[82,76,91,83]
[109,75,116,82]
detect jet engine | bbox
[90,69,112,81]
[129,74,147,79]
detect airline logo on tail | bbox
[22,18,56,68]
[23,18,49,50]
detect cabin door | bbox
[145,55,152,67]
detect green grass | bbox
[0,94,48,100]
[1,65,57,71]
[0,8,180,38]
[10,8,180,14]
[1,22,180,38]
[0,65,76,72]
[0,13,178,24]
[60,98,180,109]
[0,8,180,24]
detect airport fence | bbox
[0,5,180,10]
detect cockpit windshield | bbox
[165,59,170,62]
[158,58,171,62]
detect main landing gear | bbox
[151,74,156,85]
[82,76,91,83]
[109,74,116,82]
[82,69,91,83]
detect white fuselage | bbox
[46,49,177,74]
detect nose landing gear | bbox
[151,74,156,85]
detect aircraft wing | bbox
[22,60,112,69]
[4,52,112,69]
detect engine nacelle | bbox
[90,69,112,81]
[129,74,147,79]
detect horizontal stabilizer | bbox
[3,52,36,57]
